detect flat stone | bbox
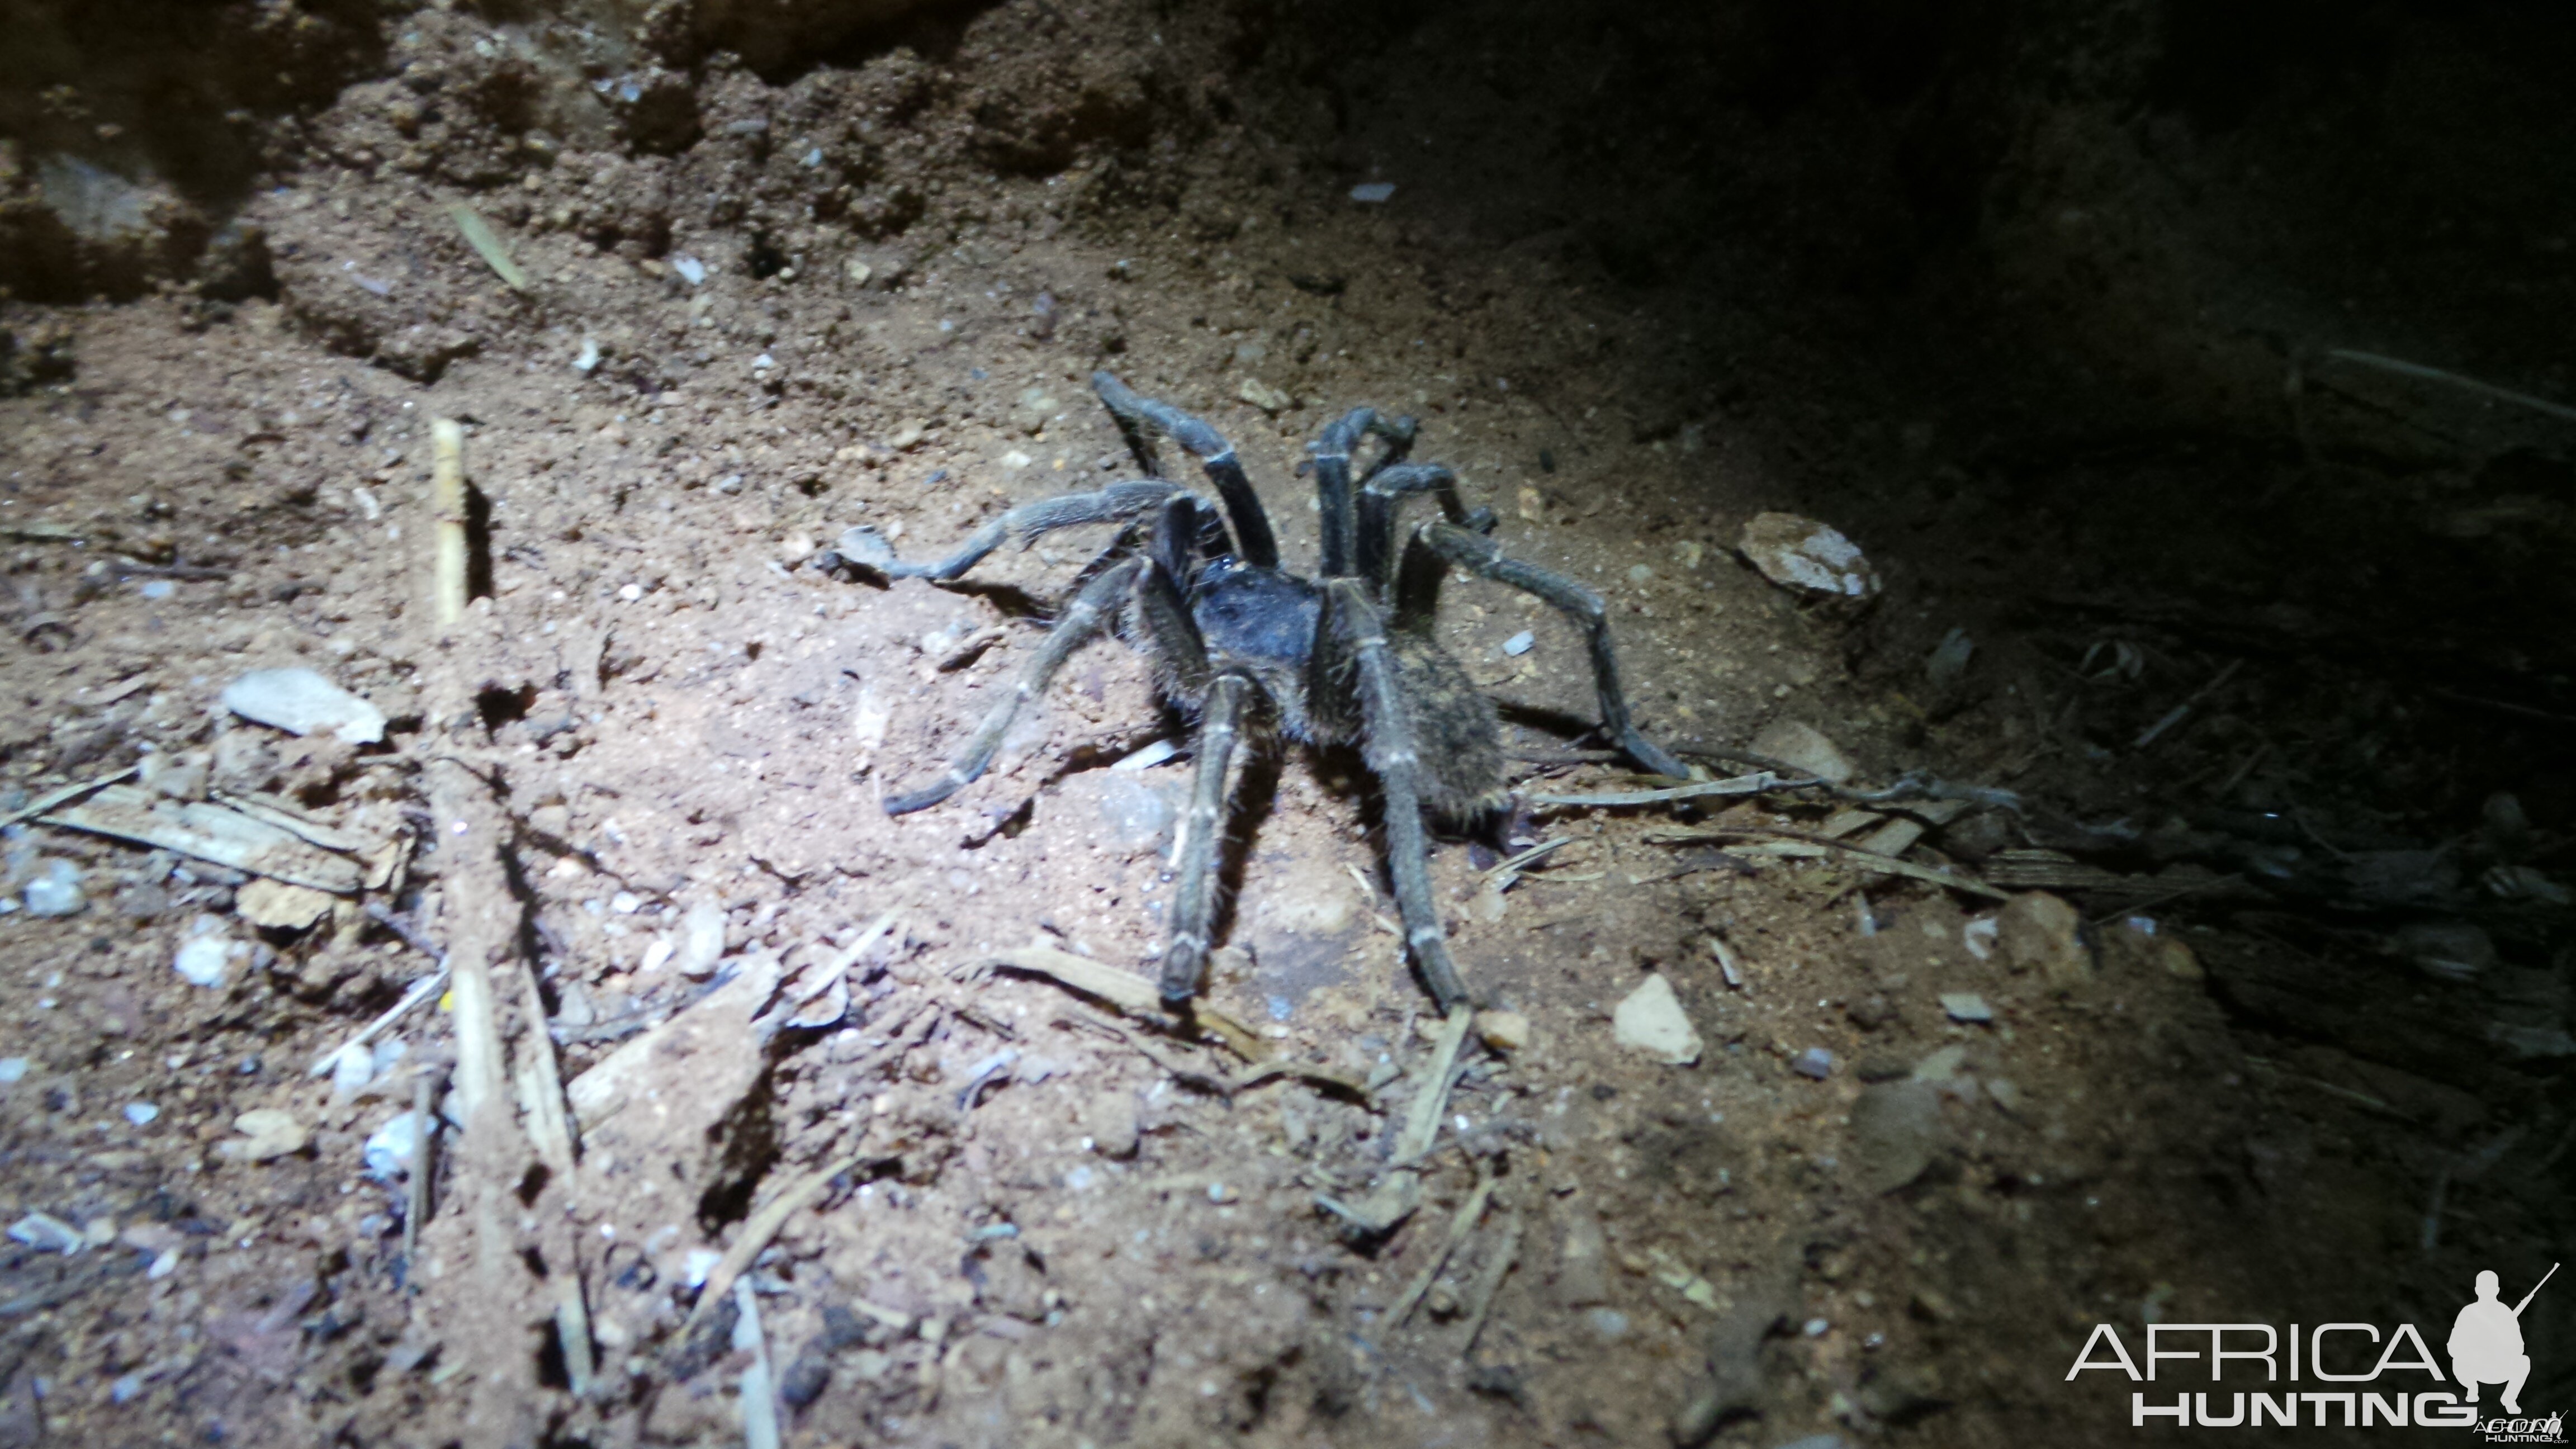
[1939,992,1994,1024]
[220,667,386,745]
[1237,378,1293,414]
[1748,719,1854,784]
[1612,973,1702,1066]
[1997,890,2090,988]
[1737,511,1881,603]
[1849,1081,1943,1195]
[1474,1009,1531,1051]
[236,878,334,931]
[225,1107,309,1163]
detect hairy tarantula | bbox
[842,371,1684,1011]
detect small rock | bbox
[0,1058,26,1083]
[844,258,872,287]
[1997,891,2090,988]
[1012,386,1059,434]
[1474,1009,1531,1052]
[1082,1090,1140,1159]
[1986,1077,2025,1114]
[138,750,209,801]
[236,878,333,931]
[220,667,386,745]
[1910,1044,1967,1082]
[1849,1081,1943,1195]
[678,902,727,977]
[1612,973,1703,1066]
[1348,182,1396,203]
[1237,378,1293,414]
[122,1102,158,1126]
[887,418,927,451]
[7,1212,84,1254]
[1585,1307,1630,1341]
[329,1043,375,1098]
[2099,916,2208,982]
[21,859,86,917]
[1792,1046,1836,1079]
[174,931,233,988]
[363,1110,423,1178]
[209,729,279,792]
[225,1107,309,1163]
[1939,992,1993,1024]
[1737,511,1881,603]
[1747,719,1854,784]
[1501,630,1536,656]
[1961,916,1999,960]
[671,254,707,285]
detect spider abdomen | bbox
[1383,631,1507,824]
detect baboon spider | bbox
[844,371,1684,1011]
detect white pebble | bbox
[610,892,642,915]
[1962,917,1999,960]
[574,337,602,373]
[123,1102,159,1126]
[679,902,728,977]
[1502,631,1536,656]
[174,935,230,989]
[330,1042,376,1096]
[683,1248,723,1289]
[21,860,86,918]
[1349,182,1396,203]
[0,1058,26,1084]
[363,1111,423,1180]
[671,254,707,285]
[640,937,675,973]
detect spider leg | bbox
[1322,578,1471,1010]
[883,555,1147,815]
[1158,671,1261,1003]
[1092,371,1281,571]
[1407,522,1689,779]
[1355,463,1496,593]
[1134,496,1213,701]
[835,480,1183,581]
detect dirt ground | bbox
[1,2,2571,1446]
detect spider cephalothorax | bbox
[844,372,1684,1010]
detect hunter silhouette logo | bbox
[2454,1265,2553,1416]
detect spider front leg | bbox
[1322,579,1471,1011]
[834,480,1186,582]
[1403,522,1689,780]
[1092,371,1281,571]
[882,555,1145,815]
[1157,673,1260,1004]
